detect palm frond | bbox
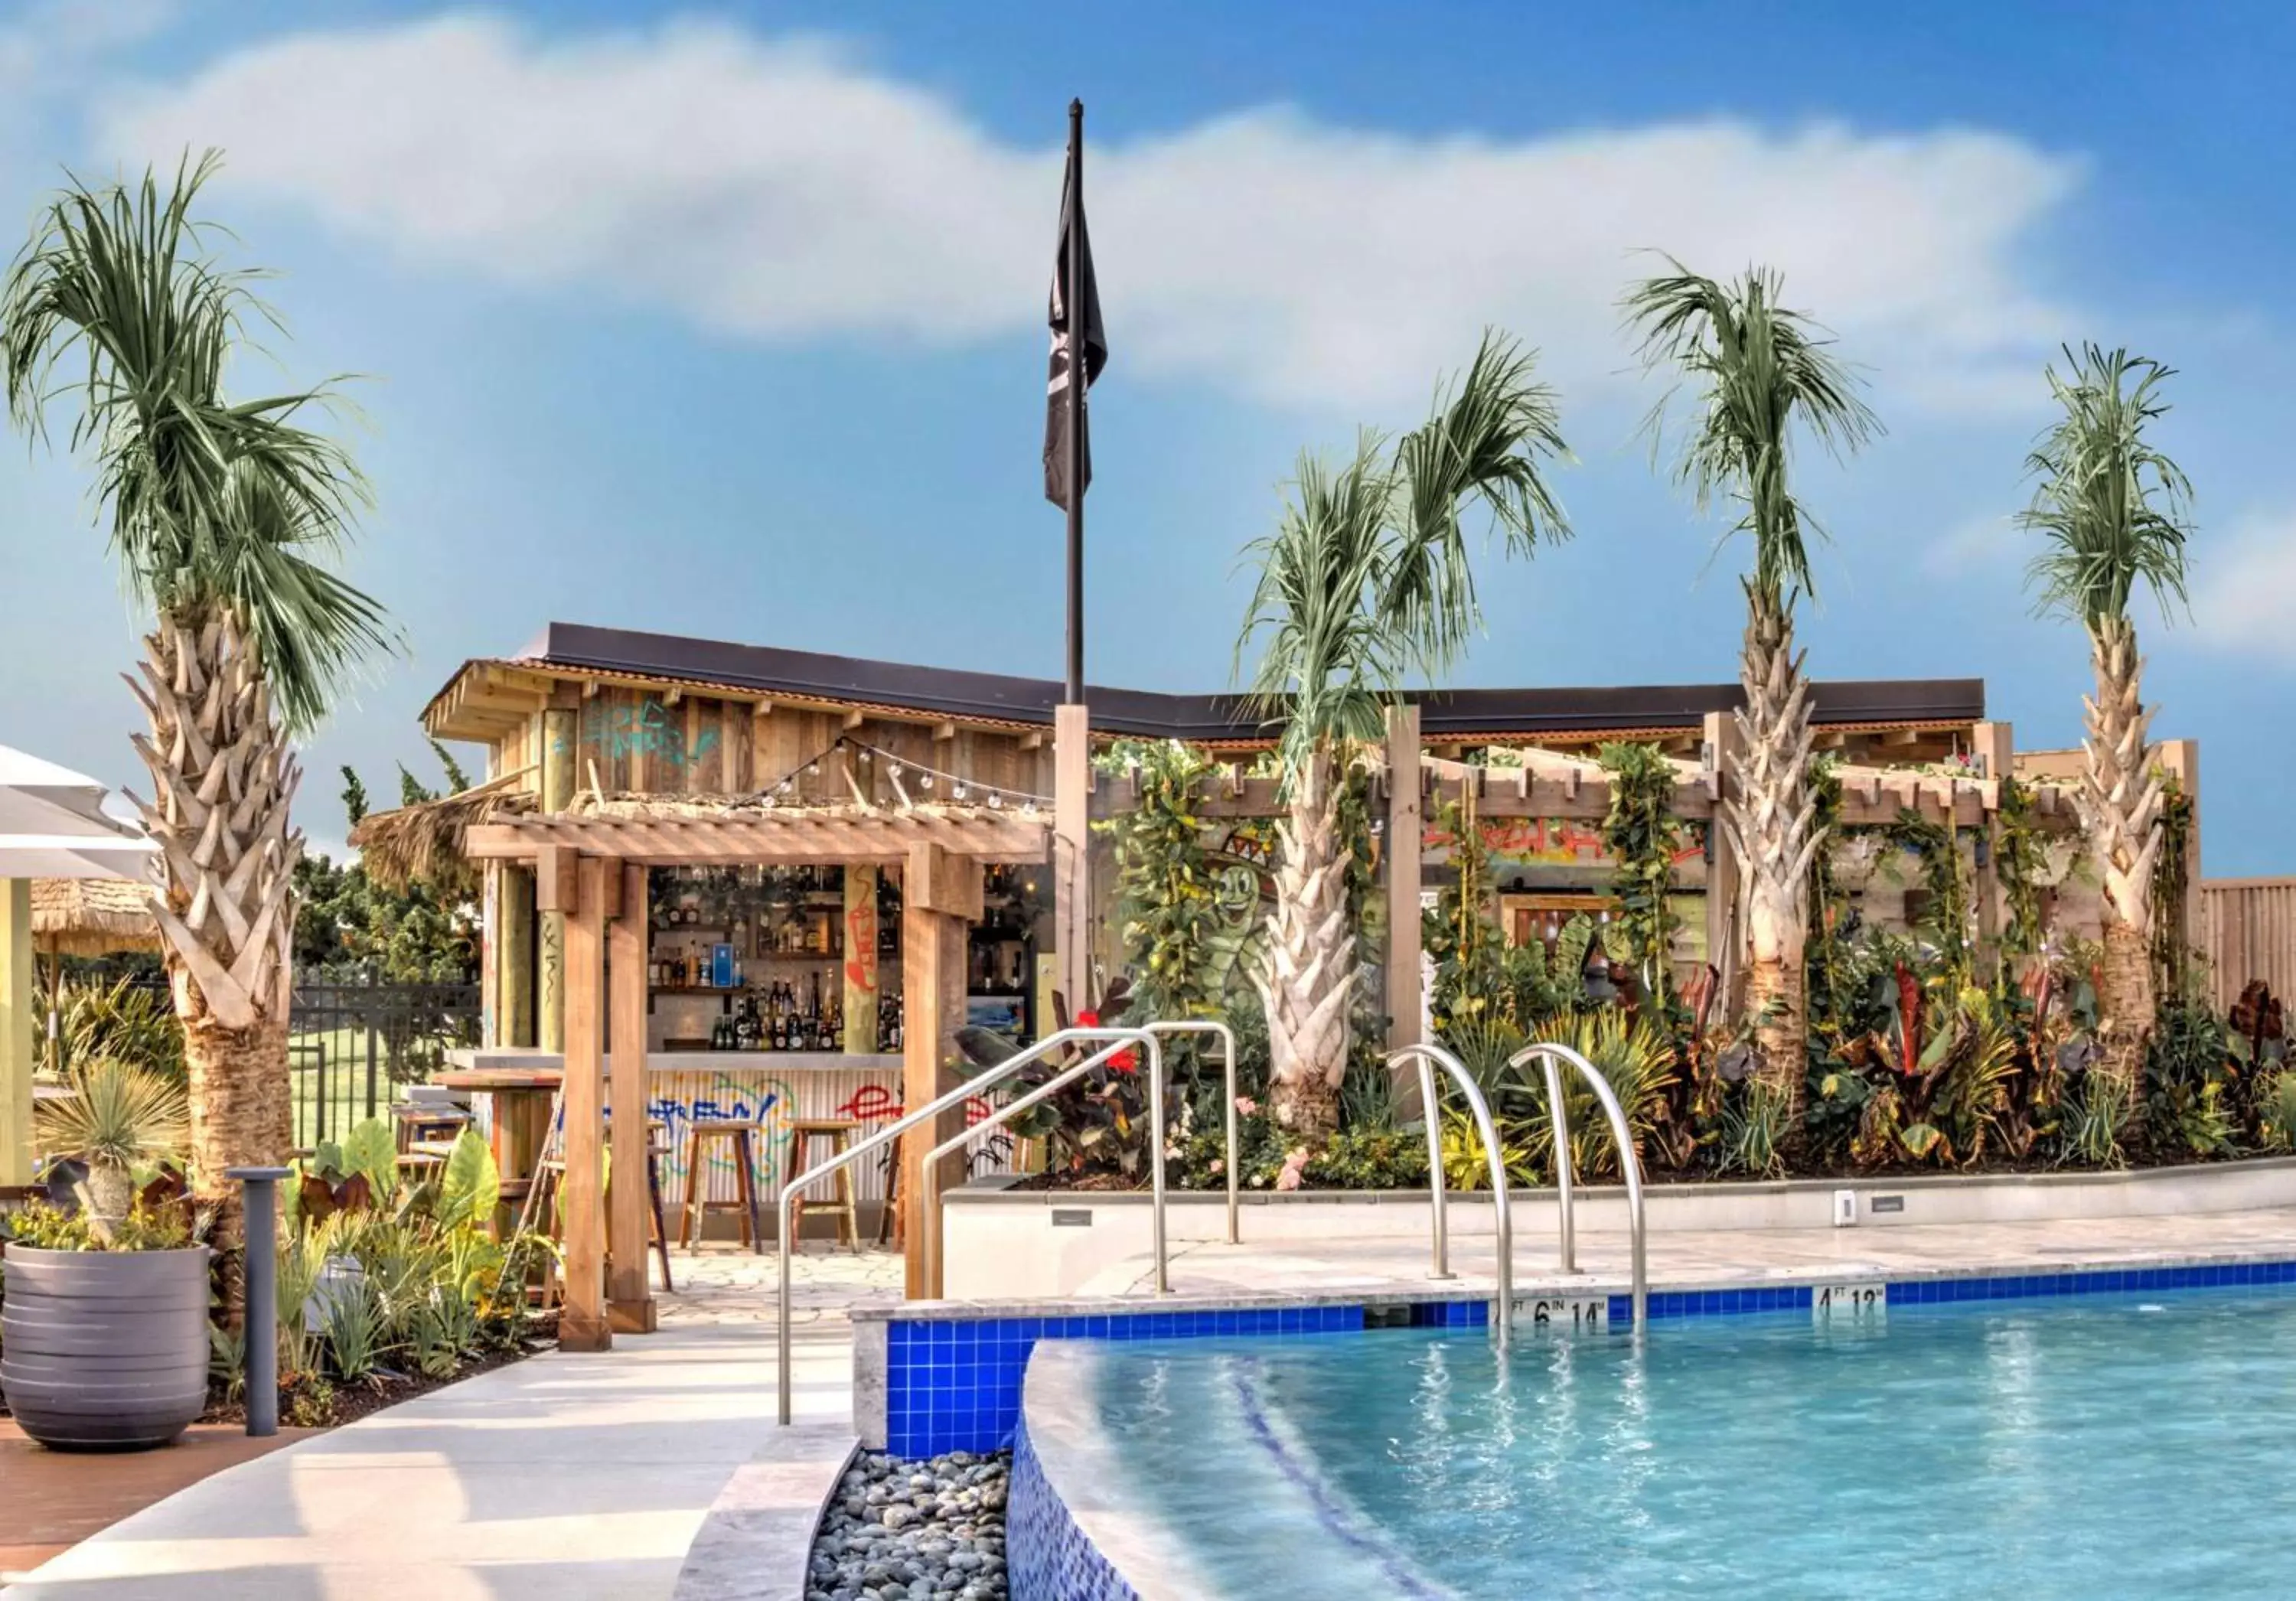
[1623,257,1879,607]
[1234,331,1571,780]
[2017,342,2193,631]
[0,151,396,730]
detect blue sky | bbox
[2,1,2294,869]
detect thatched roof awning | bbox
[348,773,533,895]
[31,876,160,957]
[465,793,1050,866]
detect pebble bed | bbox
[807,1449,1011,1601]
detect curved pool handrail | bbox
[773,1025,1163,1425]
[1385,1043,1514,1351]
[921,1031,1160,1298]
[1508,1041,1648,1333]
[1137,1019,1241,1245]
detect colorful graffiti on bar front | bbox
[638,1069,1021,1209]
[582,696,721,772]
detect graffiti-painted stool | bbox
[677,1119,767,1254]
[786,1118,862,1252]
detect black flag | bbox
[1044,142,1106,510]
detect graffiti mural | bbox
[582,697,720,771]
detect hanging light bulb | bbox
[888,762,902,781]
[987,791,1002,809]
[920,772,934,791]
[954,781,969,801]
[1021,800,1038,817]
[858,748,872,765]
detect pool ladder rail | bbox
[1387,1039,1650,1346]
[774,1020,1242,1427]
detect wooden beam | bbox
[1054,704,1093,1014]
[664,686,683,707]
[606,860,654,1334]
[908,840,985,922]
[537,709,576,1056]
[502,865,536,1048]
[843,709,865,731]
[559,856,612,1352]
[902,850,969,1299]
[534,844,580,913]
[1703,711,1743,1012]
[1019,730,1044,752]
[933,721,957,743]
[1,879,31,1185]
[1881,728,1926,748]
[582,678,601,700]
[1384,706,1424,1116]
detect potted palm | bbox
[2,1058,209,1450]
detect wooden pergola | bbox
[463,798,1049,1349]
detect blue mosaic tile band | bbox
[887,1303,1371,1457]
[1609,1258,2296,1325]
[1008,1418,1141,1601]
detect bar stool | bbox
[643,1118,674,1293]
[786,1118,862,1252]
[677,1119,766,1253]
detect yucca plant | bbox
[34,1056,190,1234]
[1626,262,1879,1134]
[2019,344,2194,1107]
[2,154,393,1242]
[1521,1009,1677,1180]
[1237,332,1571,1141]
[61,977,186,1084]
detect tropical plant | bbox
[1714,1081,1792,1177]
[59,977,187,1084]
[1,154,394,1238]
[1521,1008,1679,1180]
[34,1056,190,1234]
[1595,741,1686,1010]
[1626,261,1880,1135]
[2255,1071,2296,1154]
[2056,1071,2131,1169]
[1439,1104,1539,1191]
[2017,344,2194,1105]
[1235,332,1571,1141]
[3,1196,192,1252]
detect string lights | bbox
[748,732,1053,814]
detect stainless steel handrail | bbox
[772,1025,1160,1424]
[1509,1041,1648,1332]
[920,1030,1159,1302]
[1386,1043,1515,1351]
[1138,1019,1241,1244]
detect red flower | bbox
[1076,1009,1138,1074]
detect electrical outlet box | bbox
[1831,1189,1858,1228]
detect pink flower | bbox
[1275,1148,1311,1192]
[1209,1159,1225,1175]
[1235,1096,1260,1117]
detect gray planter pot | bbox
[2,1243,212,1451]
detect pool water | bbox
[1086,1289,2296,1598]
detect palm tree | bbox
[2018,344,2192,1100]
[1624,262,1878,1128]
[1235,331,1570,1142]
[2,155,392,1233]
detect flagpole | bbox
[1063,97,1085,706]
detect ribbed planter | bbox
[2,1244,212,1451]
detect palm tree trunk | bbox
[124,608,302,1238]
[1255,745,1354,1144]
[2083,616,2163,1101]
[1727,586,1823,1123]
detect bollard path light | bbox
[226,1166,293,1439]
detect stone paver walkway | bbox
[7,1247,887,1601]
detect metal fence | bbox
[289,980,481,1148]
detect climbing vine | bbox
[1595,740,1684,1009]
[2150,776,2197,1000]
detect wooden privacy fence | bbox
[2202,879,2296,1013]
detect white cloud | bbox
[2190,513,2296,665]
[97,13,2084,411]
[1923,511,2022,576]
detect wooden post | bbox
[0,879,31,1187]
[1702,711,1744,1012]
[843,864,882,1055]
[1053,703,1093,1012]
[606,860,654,1333]
[1971,721,2015,965]
[559,855,612,1353]
[902,843,980,1299]
[536,707,576,1054]
[502,866,536,1048]
[1384,704,1424,1119]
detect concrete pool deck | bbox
[1070,1204,2296,1302]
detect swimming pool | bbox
[1035,1286,2296,1598]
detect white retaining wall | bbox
[940,1159,2296,1301]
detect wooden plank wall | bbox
[490,683,1055,810]
[2203,878,2296,1013]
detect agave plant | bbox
[34,1056,190,1234]
[1521,1009,1678,1180]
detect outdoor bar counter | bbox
[441,1046,918,1219]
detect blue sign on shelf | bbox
[712,943,735,988]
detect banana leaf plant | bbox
[952,976,1153,1179]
